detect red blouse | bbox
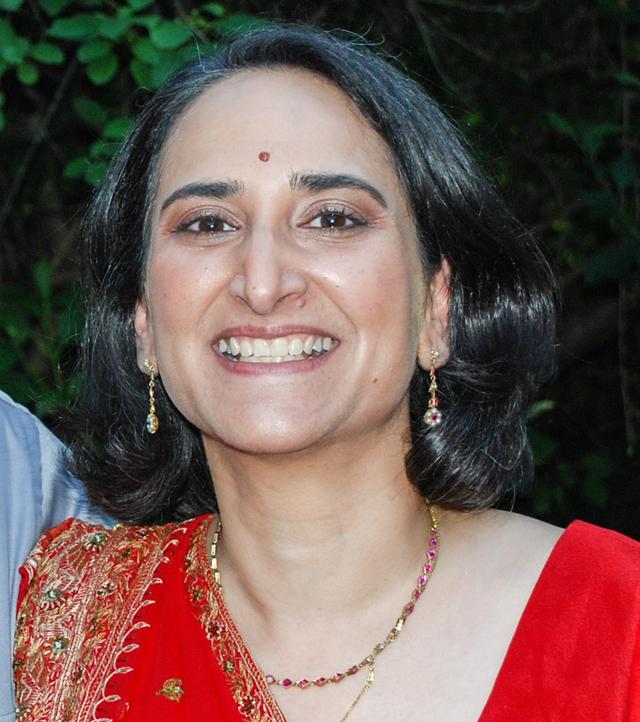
[14,516,640,721]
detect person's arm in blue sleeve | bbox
[0,390,112,721]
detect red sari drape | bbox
[14,515,640,721]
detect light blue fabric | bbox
[0,390,112,721]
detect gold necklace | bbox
[209,504,440,698]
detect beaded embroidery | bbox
[14,519,186,722]
[184,518,286,722]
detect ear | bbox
[417,258,450,371]
[133,299,157,373]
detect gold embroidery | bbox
[185,518,287,722]
[156,678,185,701]
[14,518,189,722]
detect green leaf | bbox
[40,0,71,16]
[464,109,483,127]
[132,13,161,30]
[64,156,91,179]
[611,155,637,191]
[527,399,556,421]
[103,116,133,140]
[34,260,52,301]
[0,91,4,106]
[0,0,22,11]
[201,2,226,16]
[89,139,114,159]
[73,96,107,125]
[84,160,108,186]
[0,109,5,133]
[127,0,155,9]
[77,39,112,63]
[30,42,64,64]
[546,111,575,139]
[17,62,38,85]
[528,428,559,465]
[212,13,268,37]
[578,122,620,159]
[150,20,192,49]
[0,20,15,46]
[1,36,29,65]
[131,37,160,64]
[98,14,132,41]
[89,140,111,159]
[612,71,640,90]
[130,58,154,88]
[86,52,118,85]
[49,14,100,41]
[149,53,184,87]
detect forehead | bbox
[156,68,401,196]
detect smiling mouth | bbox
[216,334,336,363]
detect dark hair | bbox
[68,24,556,524]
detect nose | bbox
[229,227,308,315]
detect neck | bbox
[203,426,431,635]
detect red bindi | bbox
[258,151,271,162]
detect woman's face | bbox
[135,68,445,455]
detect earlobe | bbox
[134,300,156,373]
[417,259,451,371]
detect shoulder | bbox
[0,390,59,461]
[14,515,211,717]
[17,516,210,648]
[19,515,208,597]
[0,390,110,532]
[479,511,640,590]
[545,519,640,593]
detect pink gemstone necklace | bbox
[209,503,440,692]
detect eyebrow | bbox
[160,180,245,212]
[289,172,388,208]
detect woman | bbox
[14,25,639,722]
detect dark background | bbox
[0,0,638,535]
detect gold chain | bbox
[337,660,375,722]
[209,503,440,693]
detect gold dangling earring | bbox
[144,359,159,434]
[423,350,442,428]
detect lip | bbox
[213,324,338,343]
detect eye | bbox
[175,213,238,234]
[306,207,366,230]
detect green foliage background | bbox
[0,0,638,535]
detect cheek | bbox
[145,248,225,331]
[334,246,422,365]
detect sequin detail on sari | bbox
[14,519,186,722]
[184,518,286,722]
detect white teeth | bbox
[271,337,289,356]
[218,334,337,361]
[252,338,269,357]
[289,338,303,356]
[303,336,314,355]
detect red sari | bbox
[14,515,640,721]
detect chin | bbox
[209,417,336,456]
